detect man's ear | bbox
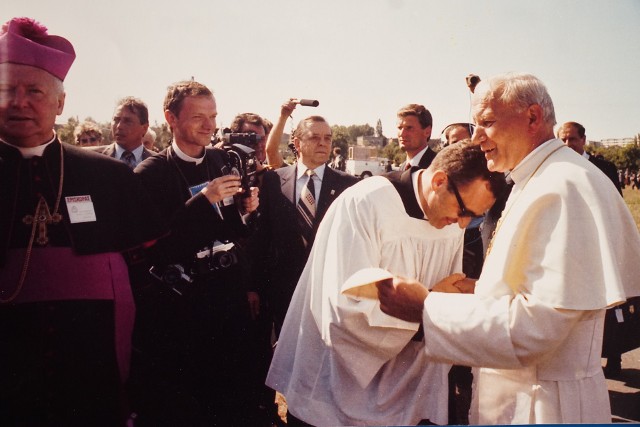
[164,110,177,129]
[56,92,66,116]
[527,104,544,131]
[430,170,448,192]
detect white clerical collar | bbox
[0,132,57,158]
[510,138,562,185]
[296,163,326,181]
[408,146,429,167]
[114,143,144,163]
[172,141,206,165]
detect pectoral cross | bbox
[22,196,63,246]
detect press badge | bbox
[65,195,97,223]
[615,308,624,323]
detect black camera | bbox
[220,129,259,191]
[195,241,238,275]
[150,241,238,296]
[149,264,194,296]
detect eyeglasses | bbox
[78,136,99,144]
[447,175,479,218]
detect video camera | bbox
[219,128,259,191]
[149,240,239,296]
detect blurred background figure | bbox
[442,122,474,147]
[142,127,158,152]
[74,121,103,147]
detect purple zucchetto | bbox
[0,17,76,81]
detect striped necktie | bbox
[122,150,136,170]
[297,169,316,247]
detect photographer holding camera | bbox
[132,80,259,426]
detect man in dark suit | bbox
[90,97,155,168]
[396,104,437,170]
[249,115,358,338]
[558,121,622,195]
[558,121,624,378]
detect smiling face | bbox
[471,95,532,173]
[165,95,218,157]
[0,63,65,148]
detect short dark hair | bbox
[431,139,506,199]
[229,113,267,134]
[294,115,330,139]
[163,80,213,118]
[562,121,586,138]
[442,123,474,142]
[116,96,149,125]
[397,104,432,129]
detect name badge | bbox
[65,195,97,223]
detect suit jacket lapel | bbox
[105,143,117,158]
[317,167,341,221]
[279,164,297,205]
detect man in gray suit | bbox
[91,97,155,168]
[248,115,358,337]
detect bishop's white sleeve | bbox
[421,292,592,368]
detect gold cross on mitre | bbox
[22,196,63,246]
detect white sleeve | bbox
[422,292,588,368]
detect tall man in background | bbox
[396,103,437,169]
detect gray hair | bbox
[476,72,556,127]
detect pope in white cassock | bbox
[266,141,506,426]
[378,73,640,424]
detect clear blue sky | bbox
[4,0,640,141]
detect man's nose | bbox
[471,128,485,144]
[9,87,28,108]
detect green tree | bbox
[381,139,406,166]
[55,116,80,145]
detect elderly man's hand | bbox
[377,276,429,323]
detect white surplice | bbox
[267,176,464,426]
[422,139,640,424]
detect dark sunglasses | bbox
[447,175,480,218]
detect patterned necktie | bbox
[297,169,316,247]
[122,150,136,170]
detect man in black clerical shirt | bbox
[131,80,260,426]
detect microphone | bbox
[293,99,319,107]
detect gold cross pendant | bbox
[22,196,63,246]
